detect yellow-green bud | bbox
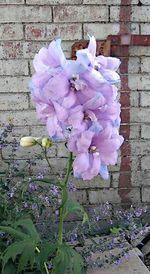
[20,136,40,147]
[42,138,52,149]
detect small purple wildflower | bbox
[32,203,37,210]
[47,263,52,270]
[135,210,142,218]
[36,171,45,179]
[23,202,29,208]
[70,233,77,243]
[51,186,59,196]
[8,192,14,198]
[143,206,148,213]
[95,216,99,222]
[29,183,38,191]
[68,181,77,192]
[55,210,59,216]
[110,219,113,225]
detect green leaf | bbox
[70,246,85,274]
[0,226,29,240]
[17,241,36,273]
[52,244,71,274]
[13,219,40,243]
[0,219,41,273]
[52,244,85,274]
[32,178,60,187]
[110,227,122,235]
[2,240,36,274]
[39,242,57,273]
[3,261,16,274]
[64,199,89,224]
[2,241,27,272]
[82,212,89,225]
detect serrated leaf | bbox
[2,240,36,274]
[39,242,57,273]
[2,241,27,273]
[17,241,36,273]
[64,199,89,224]
[0,226,29,240]
[52,244,71,274]
[70,246,85,274]
[13,219,40,243]
[52,244,85,274]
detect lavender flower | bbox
[32,203,37,210]
[29,183,38,191]
[51,186,59,196]
[68,181,77,192]
[23,202,29,208]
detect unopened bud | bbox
[20,136,40,147]
[42,138,52,149]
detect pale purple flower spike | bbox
[30,36,124,180]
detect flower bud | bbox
[42,137,52,149]
[20,136,40,147]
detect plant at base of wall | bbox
[0,36,125,274]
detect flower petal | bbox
[62,92,77,109]
[99,163,109,180]
[88,35,96,58]
[73,153,90,176]
[53,101,68,122]
[48,38,66,68]
[46,115,64,140]
[76,130,94,153]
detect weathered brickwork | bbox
[0,0,150,208]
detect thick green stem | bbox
[58,152,73,245]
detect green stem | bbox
[58,152,73,245]
[43,147,52,169]
[63,152,73,187]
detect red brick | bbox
[120,108,130,123]
[121,141,131,156]
[120,92,130,107]
[120,124,130,139]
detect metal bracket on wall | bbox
[71,40,111,59]
[71,35,150,59]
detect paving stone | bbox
[88,249,150,274]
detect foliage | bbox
[0,218,85,274]
[0,124,149,273]
[0,219,40,273]
[52,244,85,274]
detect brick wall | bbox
[0,0,150,208]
